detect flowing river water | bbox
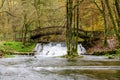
[0,43,120,80]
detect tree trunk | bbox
[93,0,108,46]
[66,0,80,57]
[66,0,73,56]
[115,0,120,33]
[105,0,120,45]
[101,0,108,46]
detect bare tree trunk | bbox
[101,0,108,46]
[0,0,5,9]
[115,0,120,32]
[105,0,120,45]
[66,0,81,57]
[76,0,79,51]
[93,0,108,46]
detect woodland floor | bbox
[87,37,117,54]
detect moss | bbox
[116,49,120,54]
[108,55,115,59]
[0,41,35,52]
[62,54,83,58]
[0,41,36,57]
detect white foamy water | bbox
[34,42,86,57]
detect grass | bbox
[0,41,36,52]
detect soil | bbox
[87,37,117,54]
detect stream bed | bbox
[0,55,120,80]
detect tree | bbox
[0,0,5,9]
[92,0,108,46]
[114,0,120,34]
[21,0,35,44]
[66,0,83,57]
[105,0,120,46]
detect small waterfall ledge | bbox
[34,42,86,57]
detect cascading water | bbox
[34,42,86,57]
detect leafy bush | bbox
[116,49,120,54]
[115,49,120,59]
[108,55,115,59]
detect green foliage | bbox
[0,41,35,52]
[107,55,115,59]
[115,49,120,59]
[116,49,120,54]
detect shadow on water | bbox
[54,70,120,80]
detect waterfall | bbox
[34,42,86,57]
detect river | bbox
[0,55,120,80]
[0,42,120,80]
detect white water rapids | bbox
[34,42,86,57]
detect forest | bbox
[0,0,120,80]
[0,0,120,57]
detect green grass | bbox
[0,41,36,52]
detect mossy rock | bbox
[108,55,115,59]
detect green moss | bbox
[0,41,35,52]
[116,49,120,54]
[108,55,115,59]
[62,54,83,58]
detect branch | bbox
[0,11,16,17]
[91,0,103,13]
[0,0,5,9]
[73,0,84,10]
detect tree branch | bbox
[91,0,103,13]
[0,0,5,9]
[73,0,84,10]
[0,11,16,17]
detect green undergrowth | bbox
[0,41,36,52]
